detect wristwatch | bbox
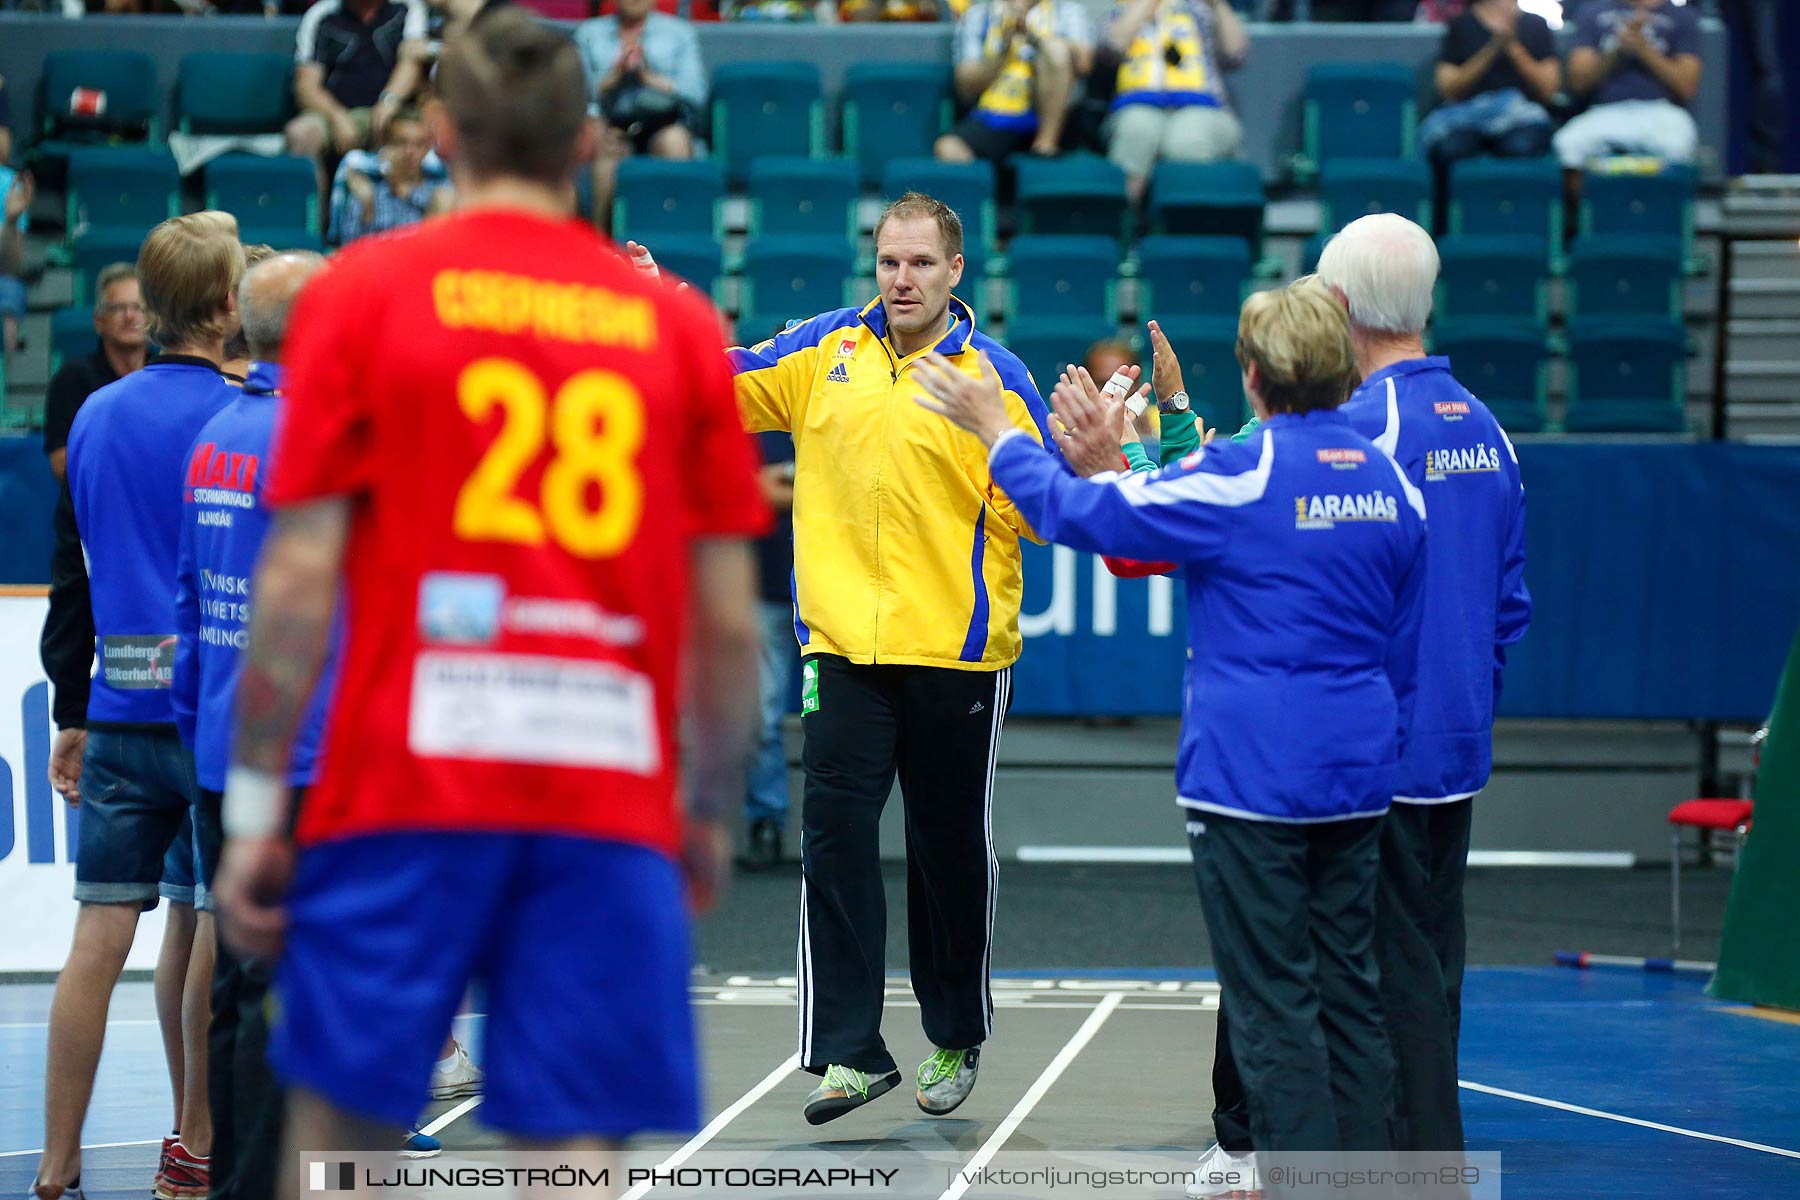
[1159,390,1191,414]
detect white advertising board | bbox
[1,593,169,973]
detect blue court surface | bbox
[2,966,1796,1199]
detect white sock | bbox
[434,1047,460,1072]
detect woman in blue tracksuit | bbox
[914,282,1427,1183]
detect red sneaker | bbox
[150,1135,176,1199]
[151,1144,208,1200]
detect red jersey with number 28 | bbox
[268,210,769,855]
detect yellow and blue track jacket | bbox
[731,295,1057,671]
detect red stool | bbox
[1667,798,1754,952]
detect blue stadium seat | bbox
[710,62,824,183]
[1566,235,1683,319]
[1006,235,1118,321]
[1006,316,1119,404]
[747,157,859,239]
[1564,317,1687,433]
[1431,319,1549,434]
[37,50,160,146]
[612,158,723,241]
[205,155,320,250]
[1449,157,1561,267]
[1302,63,1417,173]
[842,64,951,186]
[1135,236,1250,319]
[176,52,293,136]
[65,147,180,245]
[1141,316,1246,434]
[1145,160,1266,256]
[1580,165,1697,254]
[1318,158,1432,232]
[739,235,854,335]
[649,234,724,299]
[1013,155,1130,242]
[50,307,100,377]
[70,230,145,307]
[1436,235,1547,323]
[880,158,996,279]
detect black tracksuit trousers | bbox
[796,655,1011,1077]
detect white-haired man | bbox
[1320,213,1532,1154]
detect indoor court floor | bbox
[3,964,1798,1200]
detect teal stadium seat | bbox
[710,62,824,184]
[1449,157,1561,268]
[1436,235,1547,323]
[748,157,859,239]
[175,52,294,136]
[612,158,723,241]
[1566,235,1684,319]
[205,155,321,250]
[1135,236,1250,319]
[1302,63,1417,174]
[70,230,145,307]
[65,147,180,246]
[1319,158,1433,232]
[36,50,160,154]
[649,235,724,299]
[1564,317,1687,433]
[1006,316,1119,404]
[1580,165,1697,253]
[1140,315,1245,433]
[51,307,100,377]
[842,64,951,186]
[1006,235,1118,321]
[1145,160,1265,256]
[881,158,995,279]
[1012,155,1131,243]
[738,236,854,339]
[1432,319,1549,434]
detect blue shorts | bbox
[158,811,206,909]
[0,276,25,320]
[75,729,204,910]
[270,832,699,1138]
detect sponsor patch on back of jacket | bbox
[1424,444,1501,479]
[1294,492,1399,529]
[1435,400,1470,418]
[101,634,177,689]
[1316,448,1366,469]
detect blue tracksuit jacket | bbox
[990,408,1429,823]
[172,363,339,790]
[67,355,237,726]
[1342,357,1531,804]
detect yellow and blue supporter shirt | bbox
[1107,0,1241,112]
[731,295,1058,671]
[955,0,1093,132]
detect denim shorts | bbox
[0,275,26,320]
[75,728,205,910]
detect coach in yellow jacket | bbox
[730,192,1056,1125]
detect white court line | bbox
[619,1054,800,1200]
[418,1095,483,1138]
[0,1138,161,1159]
[1459,1080,1800,1159]
[938,992,1124,1200]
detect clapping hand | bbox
[1047,365,1132,478]
[914,352,1014,446]
[4,170,33,226]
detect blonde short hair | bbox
[137,212,247,348]
[1234,281,1359,416]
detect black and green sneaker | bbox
[916,1046,980,1115]
[803,1064,902,1126]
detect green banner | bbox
[1710,618,1800,1009]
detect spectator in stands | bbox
[42,265,148,482]
[329,113,453,245]
[1,169,26,362]
[745,431,797,871]
[577,0,707,231]
[936,0,1094,162]
[1719,0,1786,175]
[286,0,430,168]
[841,0,943,19]
[1097,0,1248,205]
[1555,0,1702,169]
[1419,0,1559,173]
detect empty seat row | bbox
[1439,234,1685,322]
[63,149,321,257]
[1434,317,1687,435]
[35,50,295,155]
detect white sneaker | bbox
[1187,1142,1258,1199]
[428,1040,484,1101]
